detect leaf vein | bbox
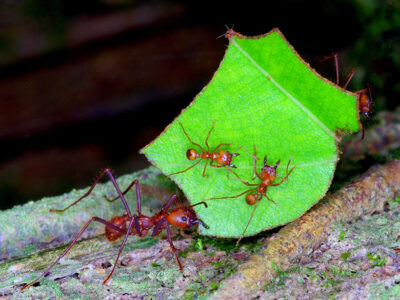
[231,38,338,141]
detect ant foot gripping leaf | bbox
[141,28,361,238]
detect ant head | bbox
[246,194,258,205]
[232,152,240,157]
[186,149,198,160]
[167,205,209,229]
[358,84,373,115]
[261,159,278,181]
[230,164,237,168]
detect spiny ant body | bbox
[168,121,242,178]
[205,145,295,244]
[320,53,373,138]
[21,169,208,291]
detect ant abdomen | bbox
[106,215,128,241]
[246,194,258,205]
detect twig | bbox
[212,160,400,299]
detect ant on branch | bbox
[320,53,373,139]
[20,168,209,291]
[168,121,243,178]
[205,146,295,244]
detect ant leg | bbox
[50,169,132,219]
[165,222,183,271]
[209,164,234,180]
[361,125,366,139]
[161,194,179,213]
[178,121,205,153]
[103,216,137,284]
[343,69,356,89]
[103,179,139,204]
[285,157,293,174]
[239,145,260,180]
[253,145,261,180]
[237,145,258,159]
[50,168,113,213]
[204,188,258,201]
[273,156,293,180]
[229,169,258,186]
[212,143,232,152]
[204,121,216,152]
[320,53,339,85]
[231,145,243,155]
[202,158,209,177]
[271,163,296,186]
[263,193,278,206]
[151,219,165,238]
[168,158,203,177]
[21,216,128,291]
[236,195,262,245]
[354,88,368,95]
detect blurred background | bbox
[0,0,398,210]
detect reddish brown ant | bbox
[320,53,373,139]
[20,168,209,291]
[168,121,242,178]
[216,25,238,40]
[205,146,295,244]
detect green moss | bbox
[123,236,158,252]
[341,252,351,260]
[369,282,400,299]
[338,228,348,241]
[210,282,218,291]
[366,252,386,268]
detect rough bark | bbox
[213,160,400,299]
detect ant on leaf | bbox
[20,169,209,291]
[168,121,243,178]
[205,146,295,244]
[320,53,373,139]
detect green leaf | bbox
[141,28,360,237]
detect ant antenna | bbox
[216,24,235,40]
[193,218,210,229]
[191,201,208,208]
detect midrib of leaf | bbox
[230,38,338,141]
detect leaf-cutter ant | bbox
[168,121,242,178]
[205,146,295,244]
[20,169,209,291]
[320,53,373,138]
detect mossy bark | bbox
[213,160,400,299]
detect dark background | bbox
[0,0,399,209]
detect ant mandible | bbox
[205,145,295,244]
[168,120,242,178]
[20,168,209,291]
[320,53,373,139]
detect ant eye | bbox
[182,216,187,222]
